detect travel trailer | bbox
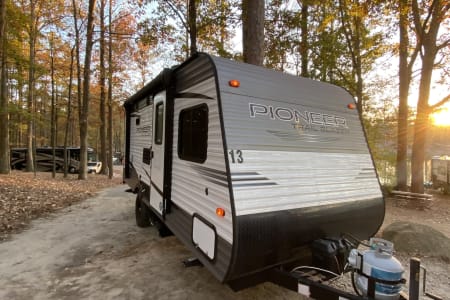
[431,157,450,193]
[10,147,96,173]
[123,53,385,292]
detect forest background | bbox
[0,0,449,193]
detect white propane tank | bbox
[348,238,404,300]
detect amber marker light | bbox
[228,79,240,88]
[216,207,226,217]
[347,103,356,109]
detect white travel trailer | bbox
[123,53,385,291]
[431,157,450,193]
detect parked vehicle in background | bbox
[11,147,96,174]
[87,161,102,174]
[431,156,450,193]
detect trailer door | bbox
[150,91,166,216]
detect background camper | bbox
[123,53,384,290]
[431,157,450,193]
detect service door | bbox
[150,91,166,216]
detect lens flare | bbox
[431,107,450,127]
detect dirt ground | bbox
[0,184,304,300]
[0,172,449,299]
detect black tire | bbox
[69,167,76,174]
[135,190,151,228]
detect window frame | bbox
[177,103,209,164]
[154,102,164,145]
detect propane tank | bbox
[348,238,404,300]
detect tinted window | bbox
[178,104,208,163]
[155,102,164,145]
[142,147,151,164]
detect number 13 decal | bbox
[229,150,244,164]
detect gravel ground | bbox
[0,185,306,300]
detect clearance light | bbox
[216,207,226,217]
[347,103,356,109]
[228,79,240,88]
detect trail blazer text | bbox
[249,103,349,132]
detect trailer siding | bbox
[212,56,384,280]
[168,57,233,281]
[165,204,233,282]
[129,104,153,187]
[212,56,382,215]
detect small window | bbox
[142,148,151,164]
[178,104,208,163]
[154,102,164,145]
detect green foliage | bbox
[139,0,239,62]
[363,99,398,186]
[264,0,389,101]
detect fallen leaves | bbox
[0,170,122,241]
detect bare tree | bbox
[79,0,97,180]
[299,0,309,77]
[410,0,450,193]
[337,0,364,114]
[242,0,264,65]
[26,0,37,173]
[50,34,56,178]
[64,46,75,178]
[188,0,197,55]
[99,0,107,174]
[0,0,9,174]
[396,0,410,190]
[107,0,113,179]
[72,0,82,139]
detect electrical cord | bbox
[291,266,341,279]
[351,270,363,296]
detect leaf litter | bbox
[0,171,122,241]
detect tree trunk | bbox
[300,0,308,77]
[410,0,446,193]
[0,0,9,174]
[99,0,107,174]
[72,0,82,138]
[338,0,364,114]
[107,0,113,179]
[242,0,264,66]
[64,47,75,178]
[188,0,197,56]
[396,0,410,190]
[27,0,36,173]
[50,36,56,178]
[410,51,435,194]
[78,0,96,180]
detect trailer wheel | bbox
[135,192,151,228]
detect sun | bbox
[431,107,450,127]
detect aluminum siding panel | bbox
[165,204,232,282]
[212,55,382,215]
[168,58,234,281]
[231,151,380,215]
[129,104,152,187]
[171,77,233,243]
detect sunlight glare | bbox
[431,107,450,127]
